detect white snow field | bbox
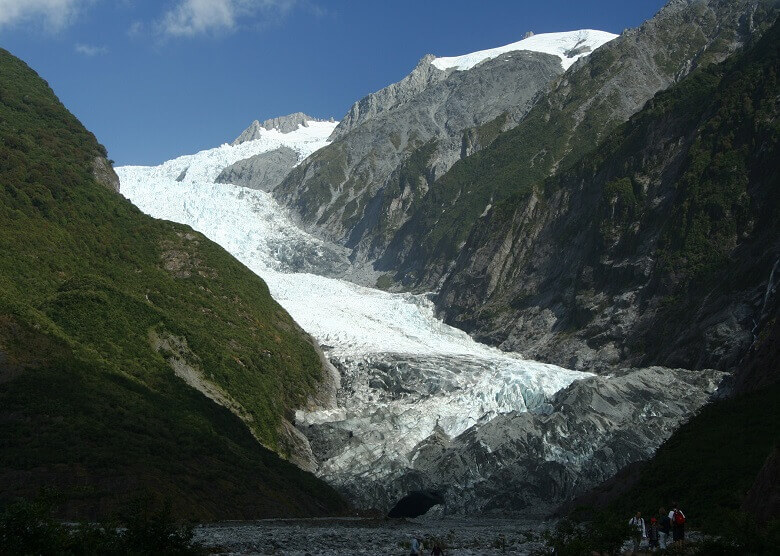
[431,29,618,71]
[118,118,590,507]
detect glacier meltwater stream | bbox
[117,121,590,511]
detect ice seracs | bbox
[431,29,618,71]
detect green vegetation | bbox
[535,516,632,556]
[474,113,508,149]
[0,494,204,555]
[606,384,780,533]
[539,512,780,555]
[657,23,779,287]
[375,274,394,291]
[0,49,346,518]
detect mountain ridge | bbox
[380,0,773,292]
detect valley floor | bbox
[194,516,548,555]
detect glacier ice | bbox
[118,118,590,510]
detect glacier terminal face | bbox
[119,112,722,515]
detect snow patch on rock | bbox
[431,29,618,71]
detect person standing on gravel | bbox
[668,503,686,548]
[647,516,659,550]
[409,535,422,555]
[659,507,671,549]
[628,511,646,554]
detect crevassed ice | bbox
[117,121,590,492]
[431,29,618,71]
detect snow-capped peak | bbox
[120,118,338,186]
[431,29,618,72]
[233,113,336,145]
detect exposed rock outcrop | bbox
[92,156,119,192]
[216,146,299,191]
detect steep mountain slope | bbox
[0,49,346,519]
[272,31,615,266]
[437,14,779,373]
[383,0,774,289]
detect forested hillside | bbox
[0,48,346,520]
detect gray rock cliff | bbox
[216,146,299,191]
[274,51,565,262]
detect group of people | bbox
[628,503,686,553]
[409,535,445,555]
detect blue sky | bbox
[0,0,667,165]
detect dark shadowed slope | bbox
[0,49,347,520]
[438,13,779,373]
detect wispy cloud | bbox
[75,43,108,56]
[157,0,298,38]
[0,0,93,31]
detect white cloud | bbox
[158,0,297,37]
[0,0,92,30]
[75,43,107,56]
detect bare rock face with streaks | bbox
[272,48,569,262]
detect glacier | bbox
[117,118,591,510]
[118,102,721,514]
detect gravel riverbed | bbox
[194,516,550,555]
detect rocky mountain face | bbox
[0,50,346,519]
[436,15,779,374]
[381,0,774,290]
[277,1,778,515]
[216,145,299,191]
[272,39,583,261]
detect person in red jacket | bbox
[668,503,686,547]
